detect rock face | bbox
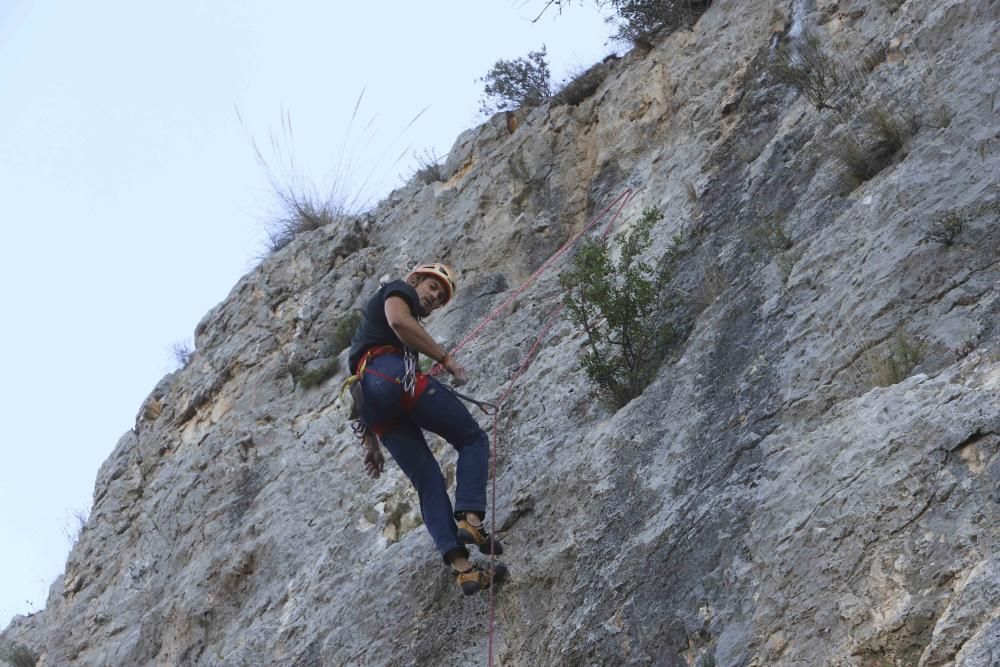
[4,1,998,665]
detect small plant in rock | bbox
[688,260,728,312]
[551,57,618,107]
[867,103,920,155]
[776,247,804,282]
[298,311,362,389]
[0,641,39,667]
[698,654,718,667]
[834,101,919,186]
[479,46,552,115]
[63,507,89,548]
[857,330,925,389]
[769,36,844,112]
[747,215,793,255]
[922,209,965,245]
[413,148,446,185]
[297,359,341,389]
[265,196,342,255]
[880,0,906,13]
[953,333,978,360]
[683,179,699,202]
[747,214,798,280]
[928,104,953,129]
[171,340,195,369]
[560,206,674,408]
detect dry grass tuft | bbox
[834,101,919,186]
[413,148,446,185]
[922,210,965,245]
[769,36,844,112]
[239,93,427,256]
[171,340,195,369]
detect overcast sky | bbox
[0,1,618,627]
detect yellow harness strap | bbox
[338,345,401,401]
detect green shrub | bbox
[867,103,920,155]
[297,359,341,389]
[479,47,552,115]
[529,1,711,45]
[297,311,361,389]
[689,261,728,311]
[560,206,674,407]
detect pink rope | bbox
[481,190,634,667]
[431,189,634,378]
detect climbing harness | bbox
[340,345,430,436]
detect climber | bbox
[346,262,506,596]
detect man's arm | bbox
[384,296,467,383]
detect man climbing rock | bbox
[346,262,506,595]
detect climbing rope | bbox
[432,188,635,667]
[431,189,635,372]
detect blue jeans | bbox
[360,353,489,562]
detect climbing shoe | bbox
[456,563,508,596]
[457,517,504,555]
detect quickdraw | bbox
[443,385,498,416]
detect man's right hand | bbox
[442,355,468,387]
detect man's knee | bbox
[463,426,489,452]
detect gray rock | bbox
[4,0,999,664]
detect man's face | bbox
[414,276,449,315]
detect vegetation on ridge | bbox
[479,46,553,115]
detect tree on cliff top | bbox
[479,46,552,115]
[529,0,713,47]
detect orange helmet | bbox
[408,262,458,305]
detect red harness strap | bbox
[356,346,431,435]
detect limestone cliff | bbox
[4,0,998,665]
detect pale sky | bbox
[0,1,617,627]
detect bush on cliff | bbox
[604,0,713,47]
[560,206,674,407]
[479,46,552,115]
